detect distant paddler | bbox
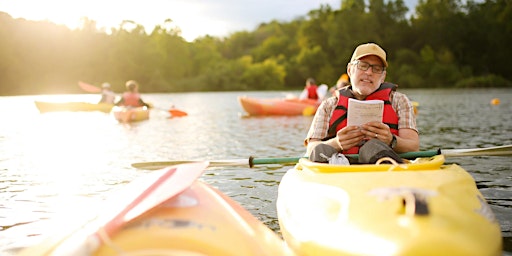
[99,82,116,104]
[115,80,151,108]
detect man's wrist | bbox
[389,134,397,149]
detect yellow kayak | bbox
[412,101,419,115]
[34,101,113,113]
[92,180,293,255]
[277,155,502,256]
[112,106,149,122]
[18,172,293,255]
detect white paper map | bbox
[346,98,384,126]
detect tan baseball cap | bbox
[350,43,388,67]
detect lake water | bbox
[1,88,511,255]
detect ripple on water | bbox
[1,90,511,254]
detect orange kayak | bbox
[238,96,319,116]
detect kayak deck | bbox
[18,179,293,255]
[93,181,293,255]
[277,155,502,256]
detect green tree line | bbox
[0,0,511,95]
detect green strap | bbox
[347,150,440,160]
[250,156,303,167]
[249,150,440,167]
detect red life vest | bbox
[121,92,142,107]
[307,85,319,100]
[327,83,399,153]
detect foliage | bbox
[455,74,512,88]
[0,0,511,95]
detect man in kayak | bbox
[115,80,151,108]
[99,82,116,104]
[305,42,419,164]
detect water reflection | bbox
[0,89,511,254]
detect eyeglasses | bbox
[351,60,385,74]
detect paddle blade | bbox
[78,81,102,93]
[81,161,208,254]
[104,161,208,234]
[20,161,209,256]
[169,109,188,117]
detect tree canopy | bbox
[0,0,510,95]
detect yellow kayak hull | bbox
[277,155,502,255]
[95,181,292,255]
[112,106,149,122]
[19,180,293,256]
[34,101,113,113]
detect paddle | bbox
[131,145,512,170]
[78,81,102,93]
[169,108,188,117]
[150,106,188,118]
[18,161,208,255]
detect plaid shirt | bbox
[305,91,418,146]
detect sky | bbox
[0,0,418,42]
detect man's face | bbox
[347,55,386,99]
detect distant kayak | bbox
[112,106,149,123]
[34,101,113,113]
[238,96,320,116]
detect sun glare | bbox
[2,0,82,30]
[1,0,233,41]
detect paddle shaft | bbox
[252,145,512,166]
[250,151,440,166]
[132,145,512,170]
[441,145,512,156]
[132,151,441,169]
